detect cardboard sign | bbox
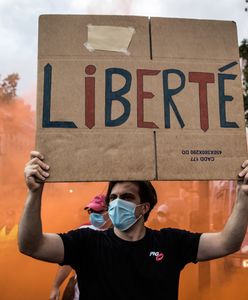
[36,15,247,181]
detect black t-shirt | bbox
[59,227,201,300]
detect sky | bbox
[0,0,247,109]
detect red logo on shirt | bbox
[156,252,164,261]
[149,251,164,261]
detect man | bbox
[18,151,248,300]
[151,203,179,229]
[50,194,111,300]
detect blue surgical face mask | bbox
[108,198,143,231]
[90,212,107,229]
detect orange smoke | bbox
[1,97,248,300]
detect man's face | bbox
[157,204,170,224]
[86,208,108,221]
[109,182,141,206]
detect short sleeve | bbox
[178,230,202,265]
[161,228,202,269]
[58,227,95,268]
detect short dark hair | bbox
[105,181,157,222]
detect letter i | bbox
[85,65,96,129]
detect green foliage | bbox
[0,73,20,102]
[240,39,248,60]
[239,39,248,126]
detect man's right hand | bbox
[24,151,50,192]
[19,151,64,263]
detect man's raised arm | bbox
[18,151,64,263]
[197,159,248,261]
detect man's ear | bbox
[143,202,150,214]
